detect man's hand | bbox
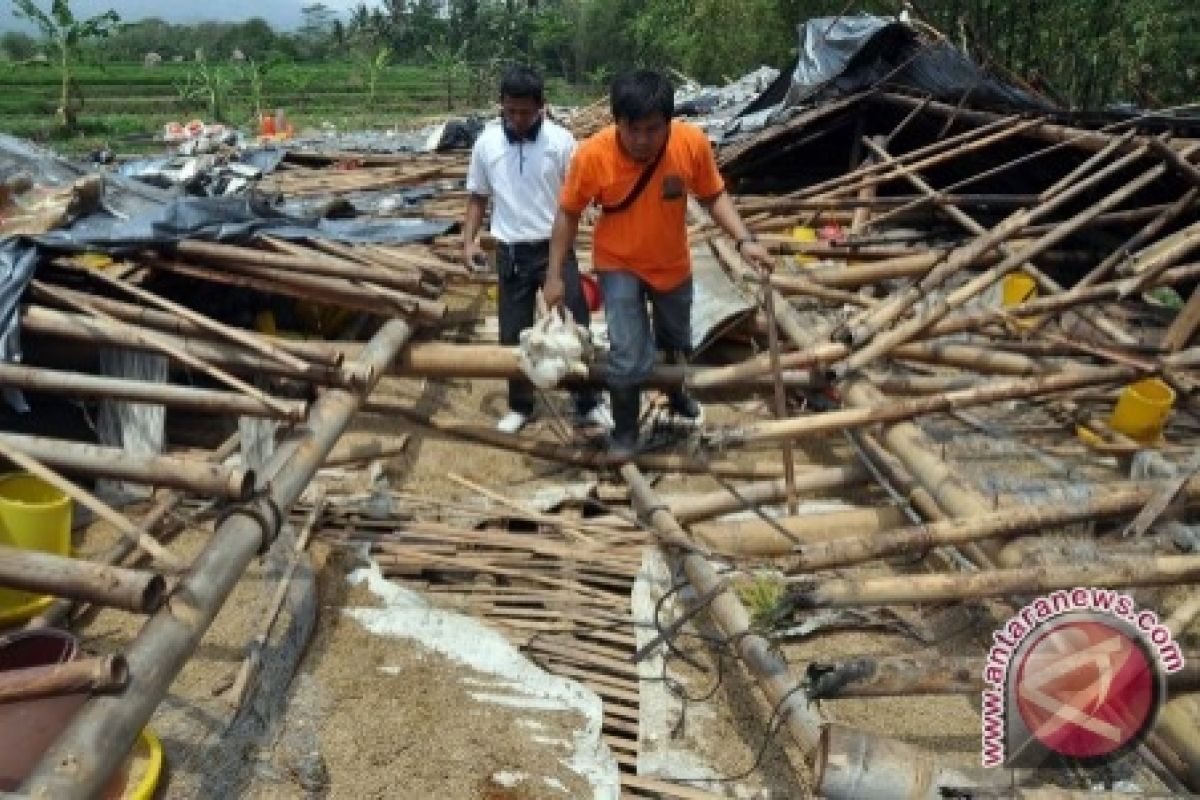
[542,273,565,308]
[463,240,488,273]
[740,239,776,272]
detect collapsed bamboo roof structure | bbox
[3,36,1200,799]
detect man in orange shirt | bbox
[545,69,774,458]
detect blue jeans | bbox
[597,270,693,390]
[497,241,597,415]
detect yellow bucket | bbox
[0,473,72,625]
[1002,272,1038,307]
[1110,378,1175,445]
[791,225,817,265]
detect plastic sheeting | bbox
[1,133,452,370]
[30,193,450,252]
[740,14,1051,122]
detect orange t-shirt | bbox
[559,120,725,291]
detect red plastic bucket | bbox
[580,273,603,312]
[0,629,85,790]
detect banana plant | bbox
[12,0,119,131]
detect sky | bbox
[2,0,376,33]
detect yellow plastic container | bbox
[0,473,71,626]
[1110,378,1175,445]
[1002,272,1038,307]
[791,225,818,265]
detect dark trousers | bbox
[497,241,598,415]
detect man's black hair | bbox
[610,69,674,123]
[499,65,545,104]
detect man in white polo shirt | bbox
[463,65,608,434]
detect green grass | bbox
[0,61,601,153]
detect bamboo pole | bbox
[0,543,165,614]
[690,506,908,557]
[146,256,445,322]
[252,236,431,295]
[0,656,128,704]
[850,136,1138,347]
[785,478,1200,573]
[729,364,1137,446]
[371,398,815,479]
[179,250,447,322]
[787,114,1031,200]
[807,651,1200,700]
[1148,137,1200,189]
[0,432,251,500]
[30,284,347,368]
[0,362,306,421]
[30,433,241,631]
[60,260,311,373]
[0,443,183,570]
[816,723,1009,799]
[621,462,826,765]
[839,153,1175,376]
[760,261,799,515]
[31,280,296,417]
[20,305,365,389]
[22,318,415,798]
[806,653,982,698]
[786,555,1200,608]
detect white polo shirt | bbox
[465,117,576,245]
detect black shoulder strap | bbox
[601,133,670,215]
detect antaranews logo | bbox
[981,588,1183,768]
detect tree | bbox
[0,31,40,61]
[12,0,120,131]
[297,3,338,60]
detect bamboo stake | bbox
[0,543,165,614]
[0,362,306,421]
[31,280,296,418]
[786,555,1200,608]
[253,236,430,294]
[0,656,128,704]
[0,443,183,570]
[1149,137,1200,189]
[0,431,251,499]
[760,262,798,515]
